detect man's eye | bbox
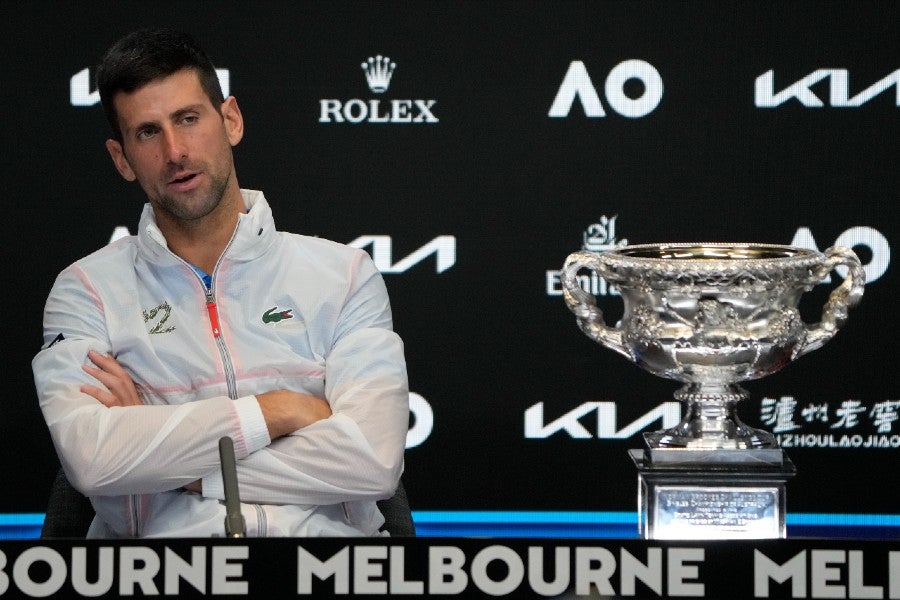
[137,128,157,140]
[182,115,198,125]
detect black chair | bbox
[40,468,96,539]
[377,477,415,536]
[41,467,415,538]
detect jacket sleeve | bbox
[32,266,271,497]
[201,250,409,505]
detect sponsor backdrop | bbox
[0,1,897,537]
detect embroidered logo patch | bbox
[263,306,294,324]
[144,302,176,334]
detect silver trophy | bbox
[562,243,864,538]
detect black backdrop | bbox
[1,1,897,525]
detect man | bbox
[32,28,409,537]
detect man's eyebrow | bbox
[170,104,206,120]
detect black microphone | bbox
[218,436,247,538]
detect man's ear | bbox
[221,96,244,147]
[105,139,137,181]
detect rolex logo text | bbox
[319,55,439,124]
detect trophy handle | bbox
[562,251,631,359]
[796,245,865,358]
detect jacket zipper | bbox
[203,269,264,534]
[132,270,235,536]
[140,220,257,536]
[205,286,238,400]
[147,223,267,536]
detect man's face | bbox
[105,68,243,223]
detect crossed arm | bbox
[80,349,332,439]
[38,251,407,506]
[78,349,333,495]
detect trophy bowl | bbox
[562,243,865,450]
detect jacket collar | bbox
[136,189,277,266]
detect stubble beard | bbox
[156,168,231,224]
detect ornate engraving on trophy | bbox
[563,243,864,539]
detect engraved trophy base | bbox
[629,448,795,540]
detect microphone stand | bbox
[218,436,247,538]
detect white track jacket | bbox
[32,190,408,537]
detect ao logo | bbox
[792,226,890,284]
[549,59,663,118]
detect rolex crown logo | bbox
[361,55,396,93]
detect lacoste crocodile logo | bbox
[143,302,175,334]
[263,306,294,324]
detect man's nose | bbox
[162,128,188,162]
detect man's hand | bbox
[256,390,332,439]
[81,350,142,407]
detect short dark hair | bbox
[97,28,225,141]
